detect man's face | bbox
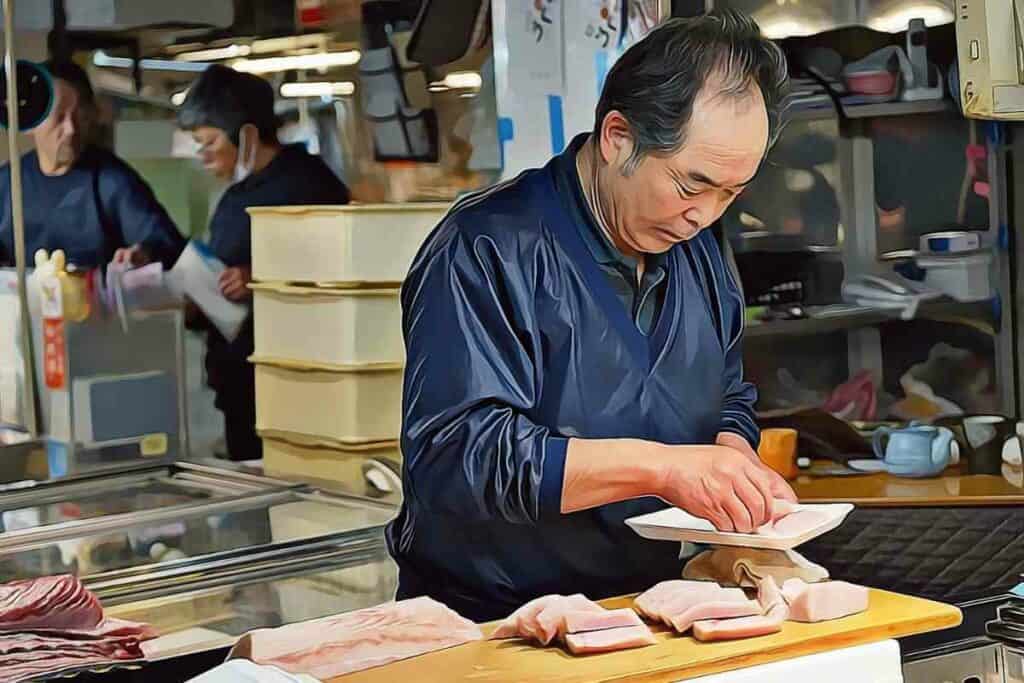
[598,83,770,253]
[31,80,87,169]
[192,125,238,181]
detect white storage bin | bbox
[254,359,402,443]
[249,203,449,285]
[916,251,993,302]
[261,430,402,501]
[251,283,403,366]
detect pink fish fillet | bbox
[691,608,786,642]
[532,595,603,645]
[560,609,644,637]
[491,594,603,645]
[491,595,563,640]
[689,577,790,643]
[667,599,762,634]
[634,580,719,621]
[564,625,656,655]
[757,509,829,537]
[781,579,869,622]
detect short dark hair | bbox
[177,64,280,145]
[44,60,95,106]
[594,10,789,174]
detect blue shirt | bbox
[0,147,184,269]
[387,140,759,621]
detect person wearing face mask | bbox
[177,65,350,461]
[0,61,184,269]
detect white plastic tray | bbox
[625,503,854,551]
[252,284,403,366]
[249,203,449,285]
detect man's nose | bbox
[683,192,726,231]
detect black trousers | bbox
[206,322,262,461]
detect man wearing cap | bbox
[177,64,351,460]
[0,61,184,269]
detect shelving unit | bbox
[785,98,955,123]
[740,83,1016,416]
[746,299,998,339]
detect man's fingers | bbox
[718,492,753,533]
[764,468,798,503]
[733,473,770,528]
[742,466,776,523]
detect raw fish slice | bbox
[564,625,656,655]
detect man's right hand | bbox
[655,444,778,534]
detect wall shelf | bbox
[745,299,997,339]
[785,98,955,123]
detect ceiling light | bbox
[171,89,189,106]
[867,5,954,33]
[280,81,355,97]
[251,34,329,55]
[93,50,208,72]
[231,50,361,74]
[177,44,251,62]
[758,19,820,39]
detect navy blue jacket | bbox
[0,147,184,269]
[387,143,759,621]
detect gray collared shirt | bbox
[553,145,669,335]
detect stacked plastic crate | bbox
[247,203,449,498]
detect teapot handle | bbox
[872,426,892,459]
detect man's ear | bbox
[597,110,635,170]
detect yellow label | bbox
[140,433,169,457]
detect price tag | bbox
[140,433,168,457]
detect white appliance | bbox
[955,0,1024,119]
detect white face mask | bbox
[233,125,257,184]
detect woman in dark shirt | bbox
[177,65,351,460]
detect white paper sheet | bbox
[168,241,248,342]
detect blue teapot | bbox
[872,424,956,478]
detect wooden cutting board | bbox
[330,589,960,683]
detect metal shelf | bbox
[785,98,955,122]
[745,299,997,338]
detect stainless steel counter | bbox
[0,461,399,661]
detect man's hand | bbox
[218,266,252,302]
[716,431,797,505]
[655,444,779,534]
[111,244,152,268]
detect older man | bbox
[0,61,183,269]
[389,11,795,621]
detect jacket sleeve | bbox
[708,232,760,449]
[102,163,186,269]
[400,224,568,525]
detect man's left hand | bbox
[716,431,797,504]
[111,244,152,268]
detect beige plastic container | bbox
[248,203,450,285]
[251,283,403,366]
[253,358,402,443]
[261,430,402,500]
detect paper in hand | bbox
[167,241,248,342]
